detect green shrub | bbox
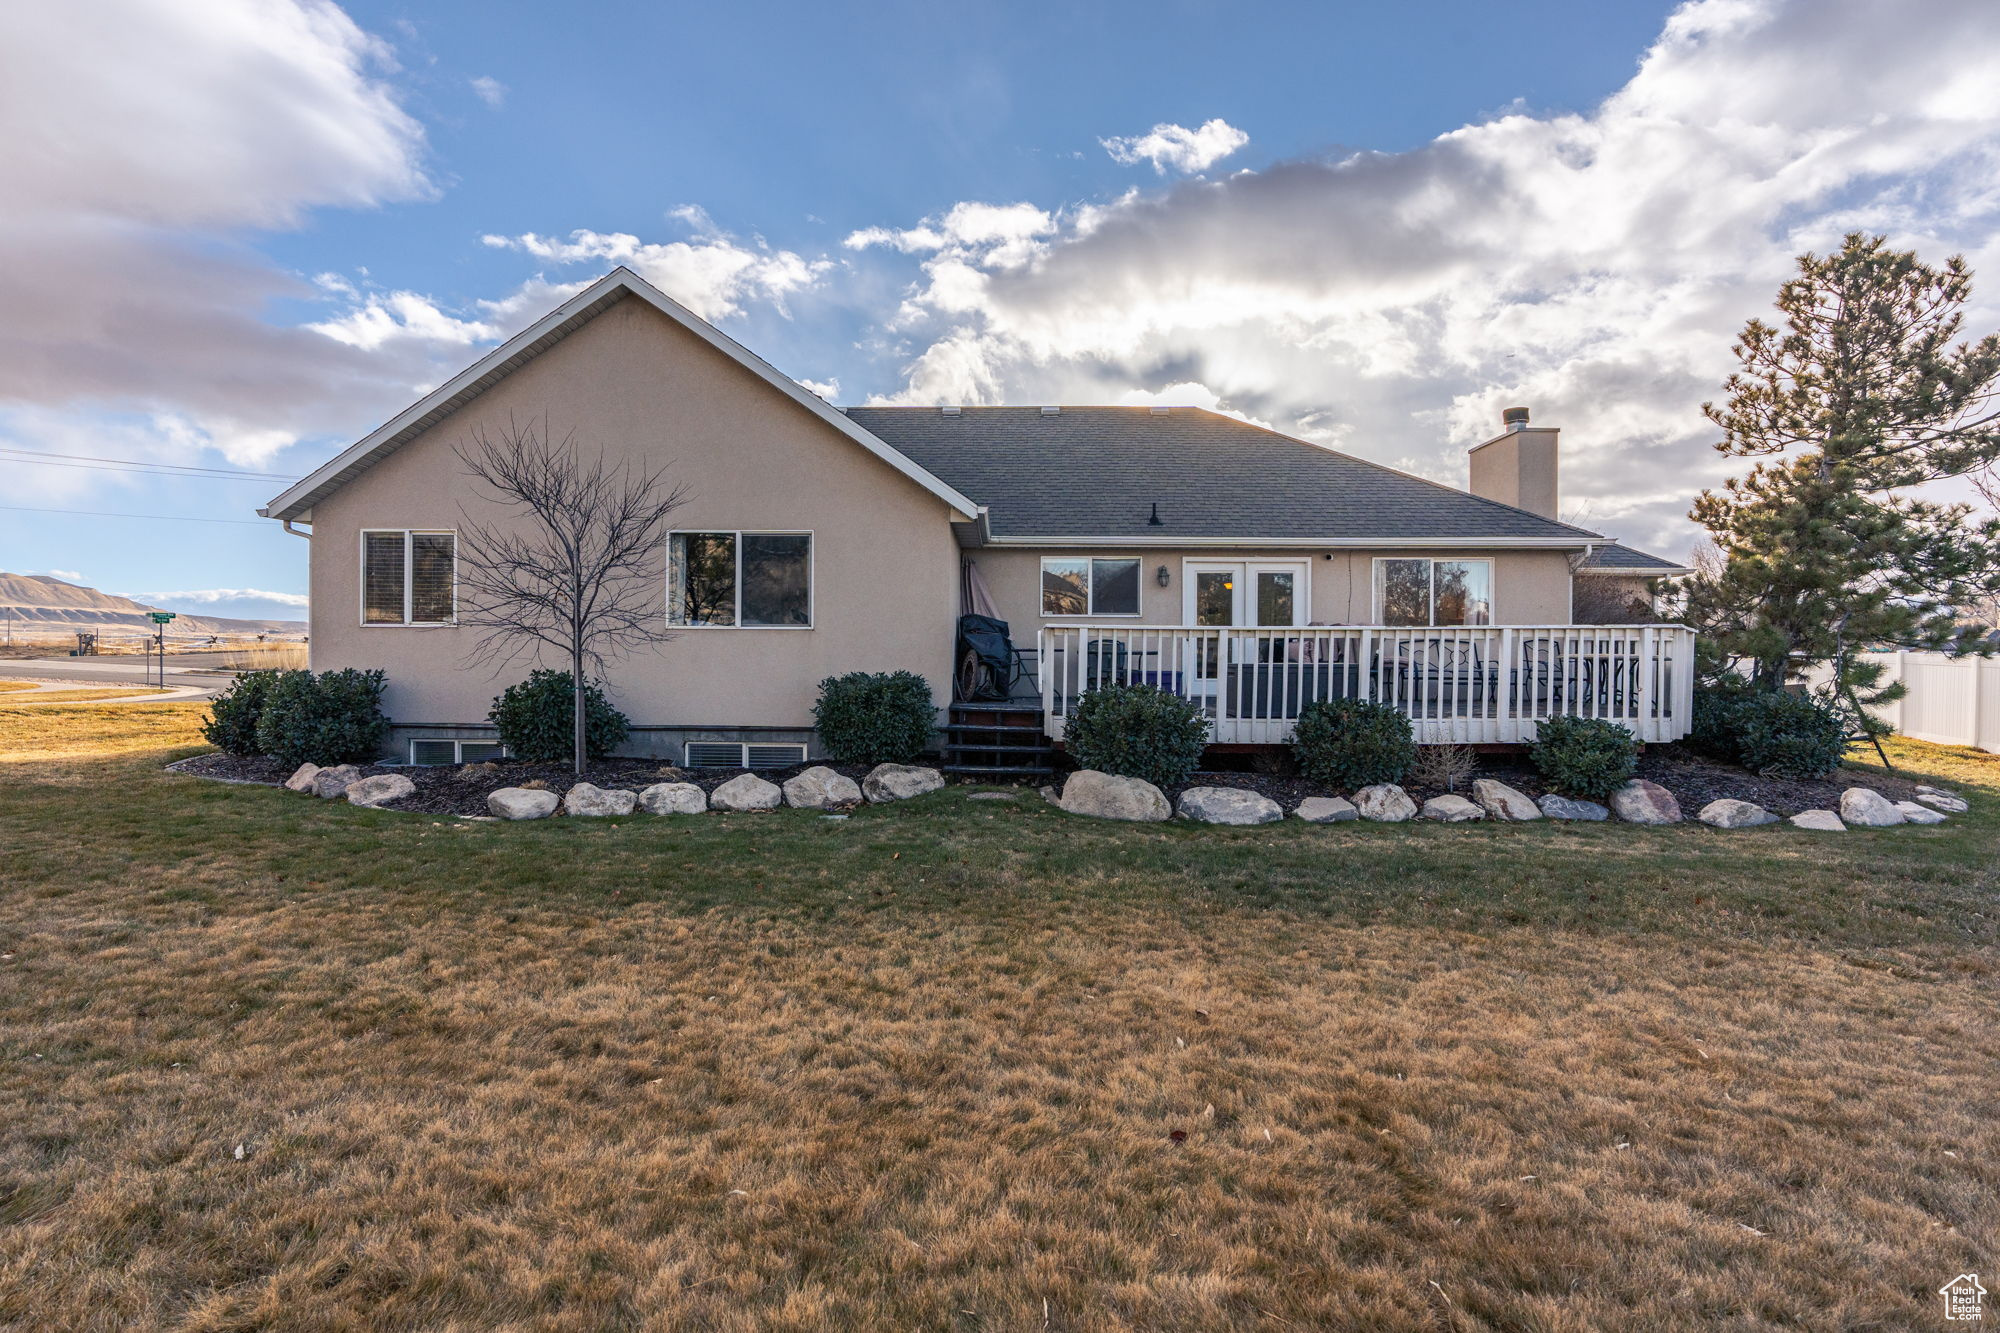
[254,668,389,767]
[489,670,630,764]
[201,669,293,756]
[1290,698,1415,790]
[813,671,937,764]
[1063,682,1209,788]
[1529,715,1637,800]
[1688,677,1756,763]
[1736,690,1849,778]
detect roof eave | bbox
[976,534,1601,549]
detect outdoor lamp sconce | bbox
[1156,565,1171,587]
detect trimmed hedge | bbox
[1291,698,1415,790]
[201,669,293,756]
[1063,682,1209,789]
[1529,715,1637,800]
[254,668,389,767]
[813,671,937,765]
[489,670,630,764]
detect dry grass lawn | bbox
[1,705,1996,1330]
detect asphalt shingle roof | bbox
[1577,543,1689,574]
[844,406,1606,544]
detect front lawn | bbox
[1,704,1996,1330]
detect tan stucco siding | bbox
[306,297,961,731]
[968,548,1577,640]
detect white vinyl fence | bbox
[1830,651,2000,753]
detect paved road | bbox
[0,656,234,695]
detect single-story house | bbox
[262,267,1695,768]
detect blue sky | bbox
[3,0,1998,622]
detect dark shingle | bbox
[1577,543,1689,574]
[844,406,1604,543]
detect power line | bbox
[0,455,296,483]
[0,503,270,526]
[0,445,300,480]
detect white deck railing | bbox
[1036,624,1697,745]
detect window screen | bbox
[363,532,407,624]
[741,533,810,626]
[1041,559,1088,616]
[410,534,455,623]
[1377,559,1432,627]
[670,533,738,625]
[670,532,811,626]
[1090,559,1141,616]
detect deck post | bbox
[1637,626,1656,741]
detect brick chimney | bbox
[1468,406,1559,519]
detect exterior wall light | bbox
[1156,565,1171,587]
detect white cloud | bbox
[847,0,2000,558]
[1101,119,1249,175]
[134,588,311,608]
[26,569,84,583]
[481,216,832,321]
[309,291,499,351]
[795,377,840,399]
[470,75,506,108]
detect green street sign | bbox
[149,611,177,623]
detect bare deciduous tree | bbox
[454,415,688,775]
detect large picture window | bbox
[669,531,812,627]
[362,530,456,625]
[1374,558,1493,626]
[1040,557,1141,617]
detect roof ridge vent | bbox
[1040,405,1060,415]
[941,405,961,416]
[1149,405,1170,414]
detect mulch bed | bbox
[174,744,1937,820]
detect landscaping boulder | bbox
[1609,779,1681,825]
[1895,801,1948,825]
[1059,770,1170,822]
[283,763,322,793]
[1789,809,1845,831]
[862,763,944,803]
[1293,796,1358,823]
[1537,794,1608,821]
[488,787,559,820]
[1353,784,1417,822]
[310,764,363,799]
[1471,779,1540,821]
[1916,791,1969,814]
[710,773,783,812]
[1177,786,1283,826]
[783,766,863,810]
[563,783,637,817]
[1697,798,1777,829]
[1421,794,1484,822]
[1838,787,1904,827]
[637,782,706,815]
[344,774,416,809]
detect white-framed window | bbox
[1041,556,1142,617]
[361,530,456,626]
[1373,558,1494,626]
[409,738,507,766]
[684,741,808,769]
[668,531,812,627]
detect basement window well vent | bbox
[409,739,508,766]
[684,741,809,770]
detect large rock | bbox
[1838,787,1904,827]
[863,763,945,803]
[1537,794,1609,821]
[1610,779,1681,825]
[710,773,783,812]
[344,774,416,808]
[1421,794,1484,822]
[1895,800,1948,825]
[1789,809,1844,831]
[1177,786,1283,825]
[1293,796,1358,823]
[783,766,863,810]
[310,764,363,799]
[562,782,637,817]
[1353,784,1417,822]
[637,782,706,815]
[1471,779,1540,821]
[488,787,558,820]
[1059,770,1170,822]
[1916,791,1969,814]
[1697,798,1778,829]
[283,763,322,793]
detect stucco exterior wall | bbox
[968,547,1578,642]
[306,296,962,743]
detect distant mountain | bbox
[0,572,306,640]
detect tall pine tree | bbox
[1686,234,2000,742]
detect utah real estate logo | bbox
[1941,1273,1987,1322]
